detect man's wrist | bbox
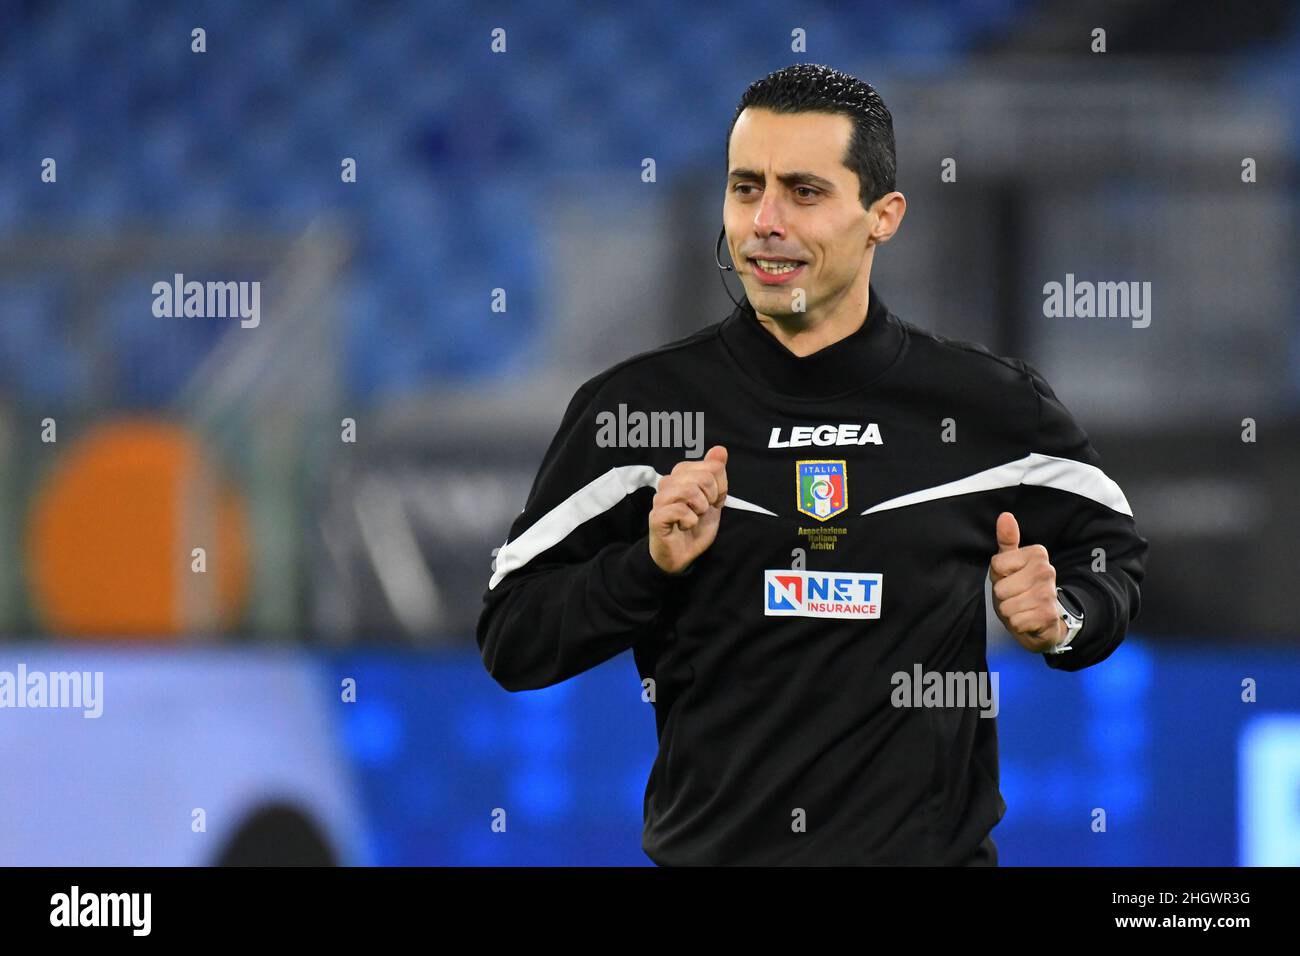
[642,540,697,580]
[1045,586,1085,654]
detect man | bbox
[477,63,1148,865]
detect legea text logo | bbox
[769,424,882,447]
[764,569,882,619]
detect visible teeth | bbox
[755,259,801,274]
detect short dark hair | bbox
[727,63,897,210]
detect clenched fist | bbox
[988,511,1067,652]
[649,445,728,574]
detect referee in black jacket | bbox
[478,63,1148,866]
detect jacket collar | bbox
[718,281,905,400]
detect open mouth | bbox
[750,258,808,283]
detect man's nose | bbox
[753,190,786,236]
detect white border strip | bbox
[860,453,1133,517]
[489,465,776,589]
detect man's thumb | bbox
[996,512,1020,553]
[705,445,728,465]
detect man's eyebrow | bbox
[727,168,837,192]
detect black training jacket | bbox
[476,283,1149,865]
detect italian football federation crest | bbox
[796,460,848,521]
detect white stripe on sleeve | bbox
[859,453,1133,517]
[489,465,776,589]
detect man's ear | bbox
[870,192,907,245]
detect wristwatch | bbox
[1046,586,1085,655]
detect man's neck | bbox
[753,282,872,358]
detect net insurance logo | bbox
[765,571,883,619]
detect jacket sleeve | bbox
[476,381,684,692]
[1010,362,1150,672]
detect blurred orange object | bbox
[26,418,250,637]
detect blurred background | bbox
[0,0,1298,865]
